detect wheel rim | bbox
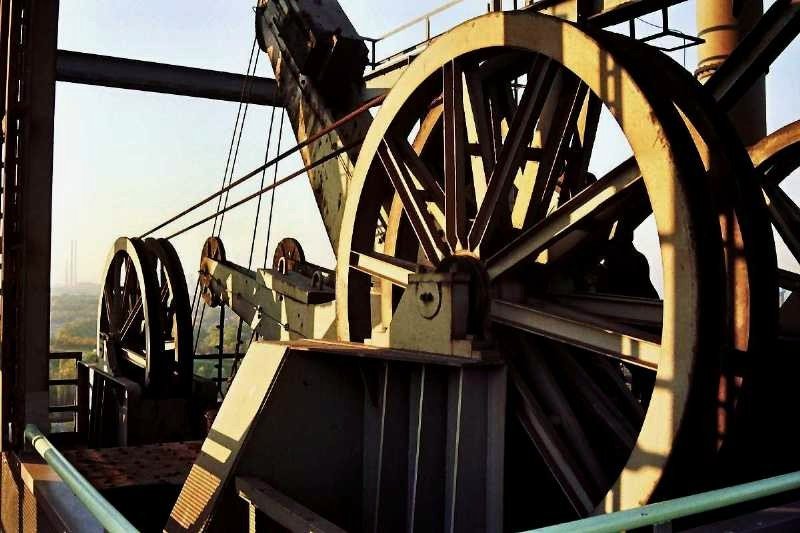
[146,237,194,395]
[750,119,800,289]
[273,237,306,273]
[743,119,800,477]
[336,11,728,520]
[598,31,781,491]
[97,237,163,388]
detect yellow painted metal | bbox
[167,342,289,532]
[201,258,337,341]
[696,0,766,145]
[336,11,725,512]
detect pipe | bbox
[696,0,766,145]
[24,425,138,533]
[530,469,800,533]
[57,50,280,107]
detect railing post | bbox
[76,361,89,437]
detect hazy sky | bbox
[53,1,799,288]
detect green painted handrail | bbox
[24,424,138,533]
[530,470,800,533]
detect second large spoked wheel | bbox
[97,237,163,389]
[337,12,746,526]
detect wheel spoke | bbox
[549,293,663,330]
[468,56,559,250]
[351,250,416,287]
[764,182,800,261]
[122,256,134,302]
[491,298,660,370]
[486,159,643,280]
[390,132,445,207]
[562,92,602,203]
[464,67,495,205]
[443,60,467,249]
[525,79,588,226]
[119,296,143,341]
[160,279,170,304]
[102,286,114,329]
[378,136,447,264]
[779,268,800,292]
[510,364,595,516]
[516,338,608,490]
[551,344,640,451]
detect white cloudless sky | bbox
[52,0,799,288]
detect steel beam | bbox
[56,50,281,106]
[0,0,58,450]
[706,0,800,113]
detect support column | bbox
[0,0,58,449]
[696,0,766,145]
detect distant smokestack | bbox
[73,240,78,286]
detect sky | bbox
[52,0,800,289]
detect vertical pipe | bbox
[696,0,766,145]
[217,305,225,398]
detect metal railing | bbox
[362,0,488,69]
[361,0,464,69]
[531,469,800,533]
[24,424,138,533]
[48,351,83,431]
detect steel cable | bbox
[216,49,260,238]
[164,140,361,240]
[192,39,259,323]
[192,38,260,357]
[262,110,286,268]
[140,92,385,239]
[232,105,279,363]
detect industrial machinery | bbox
[1,0,799,532]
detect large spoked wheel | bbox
[337,12,734,524]
[750,119,800,315]
[146,237,194,395]
[97,237,164,389]
[740,120,800,477]
[599,31,780,490]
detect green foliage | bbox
[49,288,249,396]
[53,318,96,350]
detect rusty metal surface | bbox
[60,441,201,491]
[255,0,373,252]
[0,0,59,450]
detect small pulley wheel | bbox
[273,237,306,274]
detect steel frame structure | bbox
[0,0,799,530]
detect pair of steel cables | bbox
[137,37,384,377]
